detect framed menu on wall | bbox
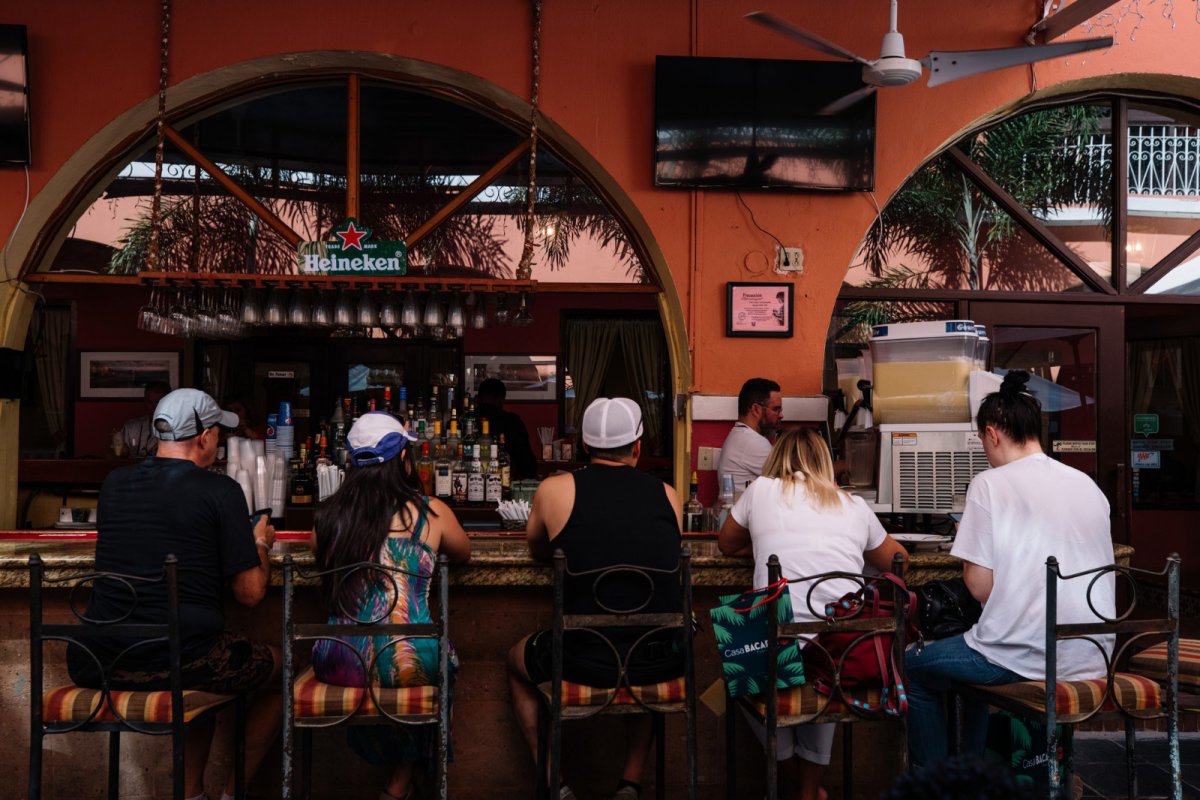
[726,282,793,338]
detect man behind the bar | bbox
[717,377,783,493]
[507,397,684,800]
[475,376,538,479]
[68,388,281,800]
[121,379,171,456]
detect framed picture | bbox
[726,282,794,338]
[79,351,180,398]
[464,353,557,402]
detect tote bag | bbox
[710,579,806,698]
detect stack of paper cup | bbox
[275,401,294,460]
[226,435,243,477]
[265,413,278,455]
[235,467,254,513]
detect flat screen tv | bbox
[0,25,30,166]
[654,56,875,191]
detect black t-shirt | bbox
[68,457,260,682]
[552,463,683,684]
[477,404,538,479]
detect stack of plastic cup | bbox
[275,401,295,460]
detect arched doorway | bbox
[829,90,1200,576]
[4,54,693,526]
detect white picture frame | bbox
[464,353,557,402]
[79,351,180,399]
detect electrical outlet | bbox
[776,246,804,273]
[697,446,716,471]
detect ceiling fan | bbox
[747,1,1113,114]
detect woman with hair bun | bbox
[904,370,1115,770]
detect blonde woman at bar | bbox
[719,428,906,800]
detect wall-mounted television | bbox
[0,25,30,166]
[654,56,875,191]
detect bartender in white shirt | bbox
[716,378,782,495]
[121,381,171,456]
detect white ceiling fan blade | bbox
[817,85,878,115]
[745,10,873,66]
[922,36,1112,87]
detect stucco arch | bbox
[0,51,694,524]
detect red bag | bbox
[803,572,918,716]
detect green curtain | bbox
[619,318,665,455]
[565,319,620,434]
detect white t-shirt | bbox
[732,476,887,624]
[717,423,773,495]
[952,453,1114,681]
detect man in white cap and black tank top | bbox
[507,397,684,800]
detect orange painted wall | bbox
[5,1,1200,393]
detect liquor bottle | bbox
[416,440,434,495]
[434,440,453,499]
[462,406,476,457]
[446,417,461,457]
[290,450,314,507]
[428,386,440,428]
[486,451,502,503]
[479,418,493,462]
[414,393,427,434]
[383,385,393,414]
[710,473,736,531]
[498,433,512,500]
[467,444,485,503]
[451,444,468,504]
[449,406,459,440]
[445,386,457,428]
[431,418,442,448]
[397,386,409,424]
[463,396,476,441]
[684,470,704,533]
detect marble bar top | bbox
[0,534,1132,590]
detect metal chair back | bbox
[544,546,697,799]
[281,552,451,799]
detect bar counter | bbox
[0,533,1134,799]
[0,531,1063,587]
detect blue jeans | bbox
[904,634,1025,769]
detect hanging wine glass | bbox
[264,287,287,326]
[138,288,163,333]
[470,295,488,330]
[422,290,444,328]
[378,288,400,328]
[494,292,511,325]
[400,288,421,337]
[446,291,466,329]
[312,290,334,328]
[512,291,534,327]
[167,288,192,337]
[217,288,242,338]
[194,288,218,337]
[241,288,263,326]
[289,289,311,326]
[357,290,377,328]
[334,288,356,327]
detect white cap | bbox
[581,397,643,449]
[346,412,418,466]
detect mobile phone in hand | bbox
[250,508,272,525]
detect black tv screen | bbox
[654,56,875,191]
[0,25,30,166]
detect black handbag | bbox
[916,578,983,641]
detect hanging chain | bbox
[146,0,171,272]
[516,0,542,280]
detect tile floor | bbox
[1073,732,1199,799]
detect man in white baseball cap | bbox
[507,397,684,800]
[68,386,281,800]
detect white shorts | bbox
[741,706,836,765]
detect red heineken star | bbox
[336,221,367,250]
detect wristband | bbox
[255,539,271,550]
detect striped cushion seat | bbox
[292,666,439,719]
[43,684,234,725]
[1129,640,1200,690]
[967,674,1162,722]
[742,684,888,722]
[537,677,687,707]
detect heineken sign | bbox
[298,219,406,276]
